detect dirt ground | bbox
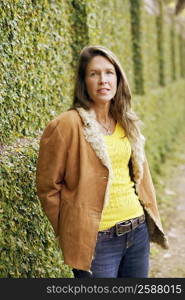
[149,161,185,278]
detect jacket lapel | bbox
[76,107,113,207]
[130,133,145,185]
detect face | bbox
[85,55,117,106]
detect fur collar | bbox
[76,107,145,207]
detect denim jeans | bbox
[72,221,150,278]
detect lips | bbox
[97,88,110,93]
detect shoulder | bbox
[45,109,81,131]
[41,109,82,143]
[51,109,80,126]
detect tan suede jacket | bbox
[36,108,168,271]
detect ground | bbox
[149,154,185,278]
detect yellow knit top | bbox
[98,122,144,231]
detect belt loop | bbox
[130,219,134,230]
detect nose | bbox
[99,73,107,84]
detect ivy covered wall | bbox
[1,0,185,278]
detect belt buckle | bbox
[115,220,131,236]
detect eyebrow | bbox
[88,67,115,72]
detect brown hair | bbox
[71,45,142,140]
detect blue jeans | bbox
[72,221,150,278]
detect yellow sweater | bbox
[99,122,144,231]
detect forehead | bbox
[86,55,115,70]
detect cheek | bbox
[112,78,117,91]
[86,80,96,95]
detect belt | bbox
[99,215,145,237]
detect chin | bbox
[96,97,112,103]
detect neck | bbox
[90,102,111,123]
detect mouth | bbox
[97,88,110,94]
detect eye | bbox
[89,72,96,77]
[107,70,114,74]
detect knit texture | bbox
[99,122,144,231]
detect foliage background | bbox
[0,0,185,277]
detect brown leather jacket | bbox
[36,108,168,271]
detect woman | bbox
[36,45,168,278]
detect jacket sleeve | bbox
[36,119,67,237]
[138,153,163,229]
[139,155,157,206]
